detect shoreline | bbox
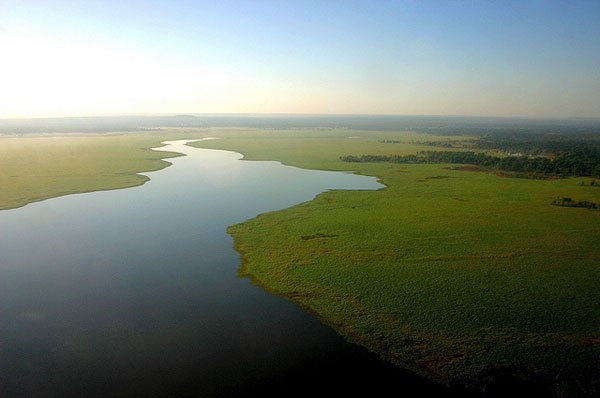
[0,137,217,212]
[191,137,599,397]
[0,139,185,212]
[4,134,597,396]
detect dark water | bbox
[0,140,453,397]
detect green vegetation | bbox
[551,197,599,210]
[382,139,463,148]
[191,130,600,395]
[1,127,439,211]
[2,126,599,394]
[0,130,211,210]
[341,148,600,177]
[472,133,600,156]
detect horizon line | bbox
[1,112,600,122]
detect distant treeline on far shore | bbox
[341,148,600,177]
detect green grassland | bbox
[1,127,402,210]
[191,130,600,394]
[2,127,598,393]
[0,130,216,210]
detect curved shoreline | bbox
[207,146,450,383]
[0,137,228,212]
[5,135,597,395]
[0,140,187,212]
[193,139,600,397]
[1,140,423,397]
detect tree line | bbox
[551,197,599,210]
[340,149,600,177]
[472,135,600,156]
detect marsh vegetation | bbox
[2,121,600,396]
[192,127,600,396]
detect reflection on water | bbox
[0,140,449,397]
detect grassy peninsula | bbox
[0,131,211,210]
[191,129,600,395]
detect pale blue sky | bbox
[1,1,599,118]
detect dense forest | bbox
[341,148,600,177]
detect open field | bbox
[0,130,219,210]
[191,130,600,395]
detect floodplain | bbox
[1,126,599,396]
[192,128,600,395]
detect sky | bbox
[0,0,599,119]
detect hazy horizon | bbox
[1,1,599,119]
[2,113,600,137]
[3,112,600,122]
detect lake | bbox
[0,140,451,397]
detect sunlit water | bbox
[0,140,447,397]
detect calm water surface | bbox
[0,140,449,397]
